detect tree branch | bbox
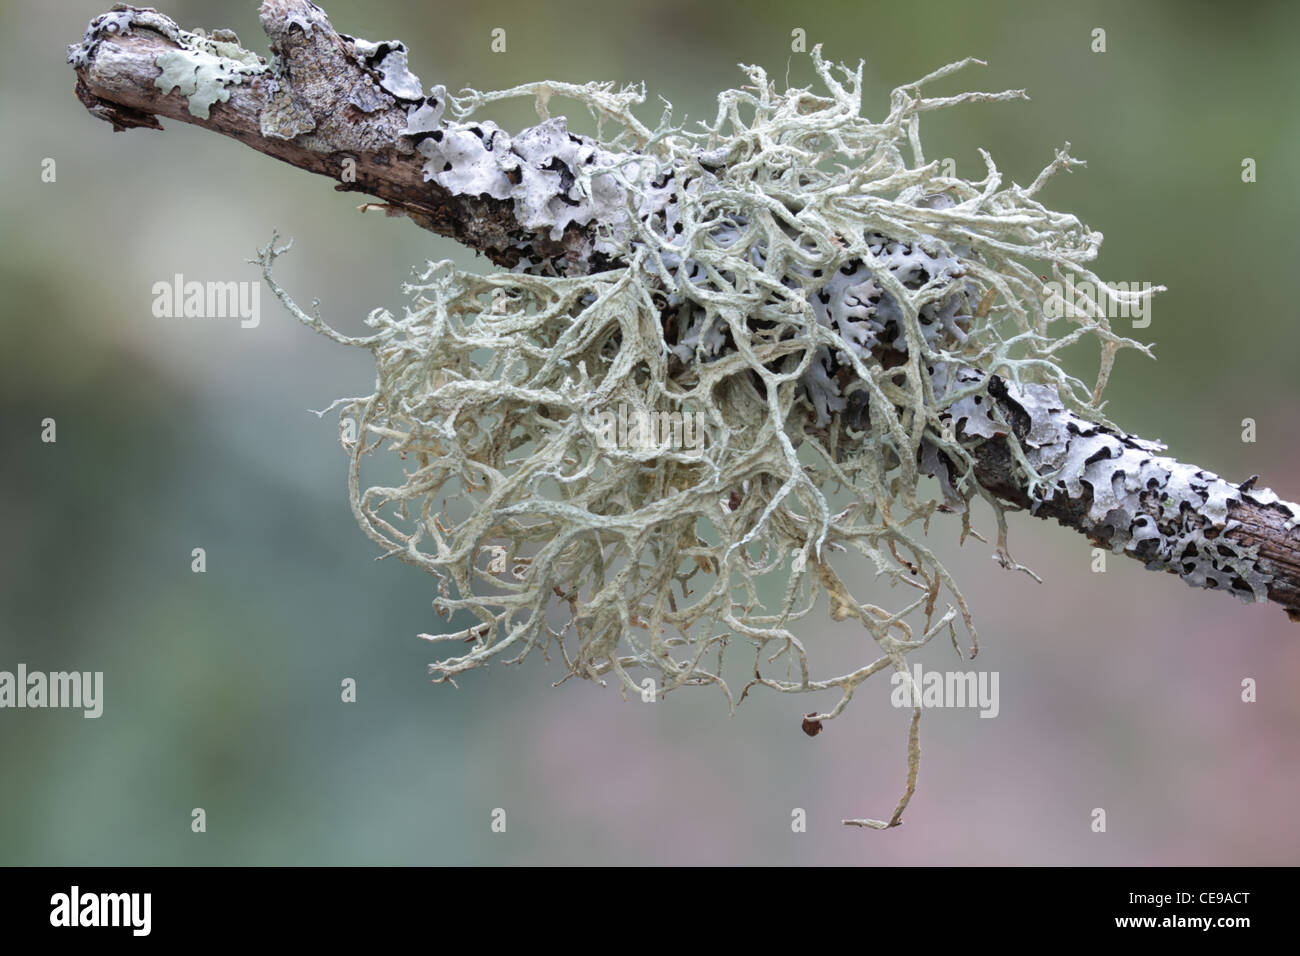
[69,2,567,267]
[68,1,1300,619]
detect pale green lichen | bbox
[69,6,266,121]
[153,29,265,119]
[259,51,1158,827]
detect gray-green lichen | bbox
[260,52,1169,717]
[349,38,423,103]
[1000,380,1297,601]
[75,0,1296,832]
[67,5,267,120]
[154,43,264,119]
[67,7,155,70]
[259,85,316,139]
[242,25,1296,827]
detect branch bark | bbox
[68,1,1300,619]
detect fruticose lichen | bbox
[255,49,1288,826]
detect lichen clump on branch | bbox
[259,49,1150,825]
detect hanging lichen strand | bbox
[257,50,1155,827]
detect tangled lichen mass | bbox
[257,50,1152,827]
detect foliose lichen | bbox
[154,41,265,120]
[67,5,268,120]
[1001,380,1299,600]
[349,38,424,103]
[66,6,149,70]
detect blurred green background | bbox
[2,0,1298,864]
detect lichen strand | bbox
[403,56,1148,441]
[275,60,1135,661]
[259,53,1173,827]
[1004,381,1299,600]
